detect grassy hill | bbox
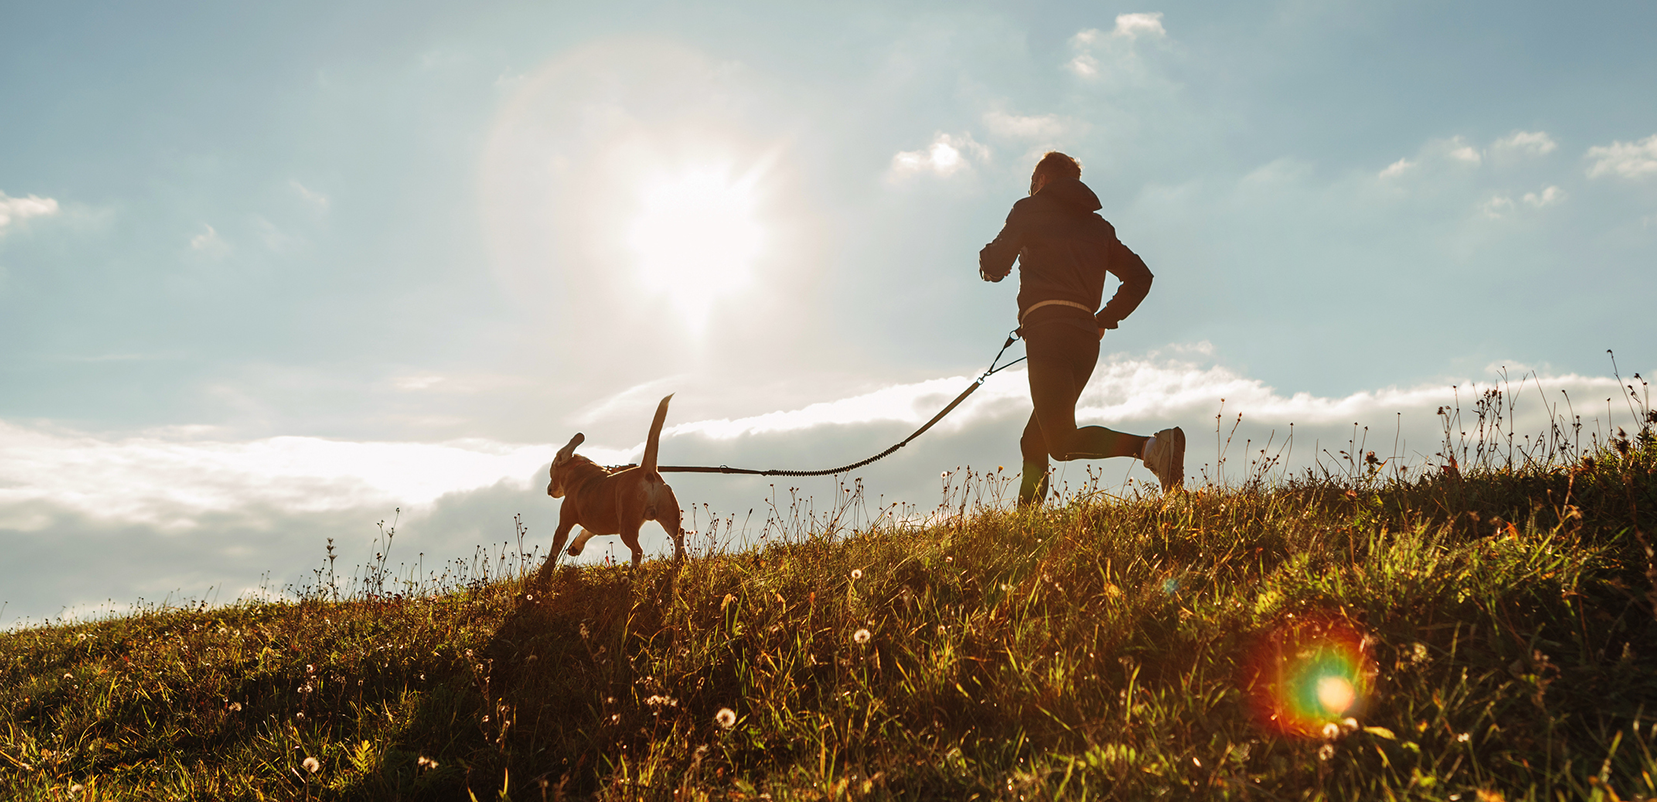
[3,427,1656,800]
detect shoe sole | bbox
[1150,427,1185,494]
[1165,427,1185,493]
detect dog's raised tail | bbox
[642,394,673,474]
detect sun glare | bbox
[628,167,764,330]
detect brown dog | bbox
[545,394,685,568]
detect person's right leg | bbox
[1045,327,1184,491]
[1026,320,1146,462]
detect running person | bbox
[979,151,1185,505]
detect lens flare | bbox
[1244,614,1375,737]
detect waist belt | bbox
[1018,299,1095,326]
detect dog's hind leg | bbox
[620,524,644,569]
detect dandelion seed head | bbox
[1317,744,1335,761]
[715,708,737,729]
[850,569,863,581]
[853,628,872,644]
[1321,722,1341,740]
[302,756,321,773]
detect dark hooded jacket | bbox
[978,176,1153,330]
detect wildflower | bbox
[418,756,440,769]
[850,569,863,581]
[295,712,306,721]
[1457,732,1471,743]
[1340,717,1359,733]
[853,628,872,644]
[1321,722,1341,740]
[715,708,737,729]
[302,756,321,774]
[1317,744,1335,761]
[229,702,243,712]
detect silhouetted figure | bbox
[980,152,1185,504]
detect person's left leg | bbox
[1018,411,1051,506]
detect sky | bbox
[3,0,1655,626]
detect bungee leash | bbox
[657,329,1025,477]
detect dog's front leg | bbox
[657,486,686,562]
[549,505,577,561]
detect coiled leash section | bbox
[658,330,1026,477]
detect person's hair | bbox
[1032,151,1082,183]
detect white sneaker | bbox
[1144,427,1185,494]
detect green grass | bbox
[4,426,1656,800]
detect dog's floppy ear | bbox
[554,432,585,464]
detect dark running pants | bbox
[1019,311,1141,468]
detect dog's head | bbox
[547,432,586,498]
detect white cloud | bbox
[1067,53,1101,78]
[1113,12,1167,40]
[1480,185,1564,217]
[1479,195,1514,218]
[394,375,447,391]
[667,374,1018,441]
[982,111,1068,141]
[1522,185,1563,207]
[1586,134,1657,179]
[1492,130,1557,158]
[290,180,329,210]
[887,133,990,180]
[0,421,551,529]
[189,224,230,257]
[0,191,59,233]
[1447,137,1483,165]
[1388,135,1492,174]
[1378,157,1414,179]
[1067,13,1168,78]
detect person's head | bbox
[1030,151,1082,195]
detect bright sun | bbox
[628,167,764,329]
